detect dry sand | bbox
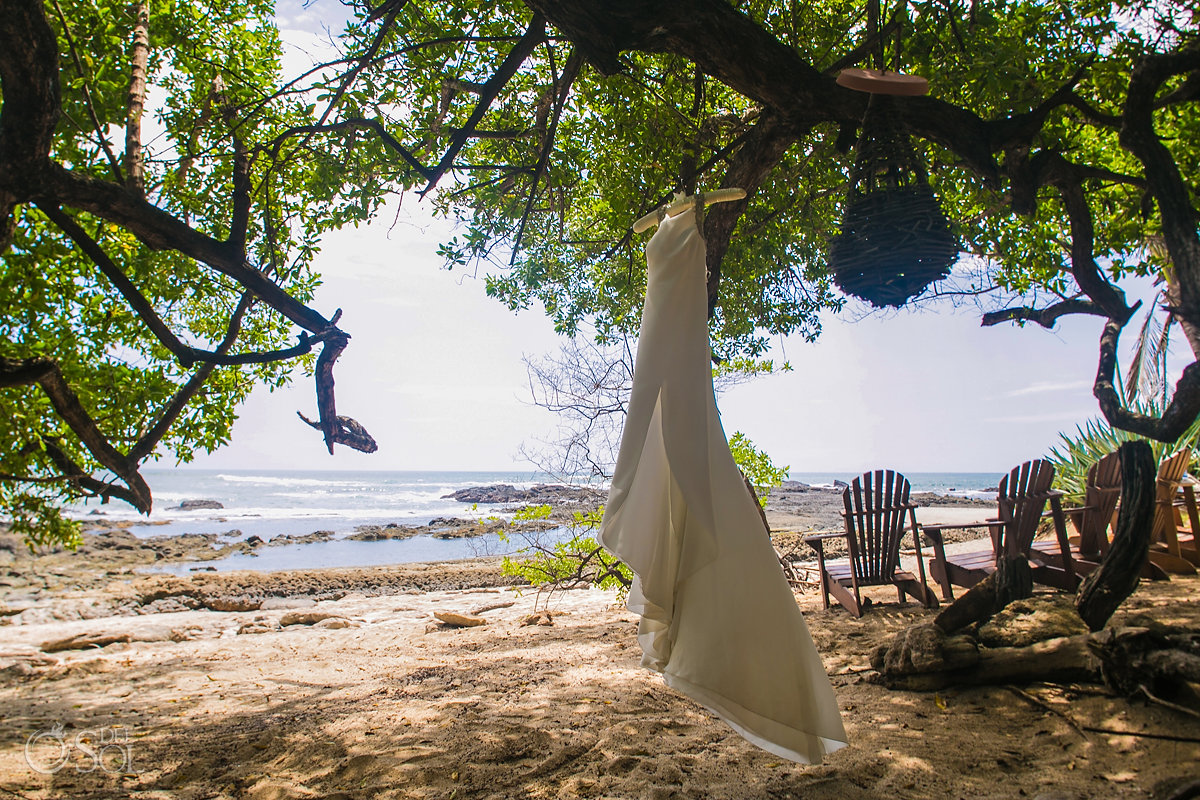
[2,557,1199,800]
[2,486,1198,799]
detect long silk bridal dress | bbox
[599,204,847,764]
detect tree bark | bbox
[125,0,149,194]
[934,570,1002,634]
[994,552,1034,608]
[1076,441,1156,631]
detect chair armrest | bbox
[1047,502,1093,519]
[804,531,845,557]
[919,521,992,534]
[803,532,847,543]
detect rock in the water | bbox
[280,611,341,627]
[428,517,469,527]
[977,596,1088,648]
[441,483,604,505]
[433,611,487,628]
[42,631,133,652]
[176,499,224,510]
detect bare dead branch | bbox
[294,327,378,454]
[296,410,379,454]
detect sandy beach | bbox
[2,486,1198,799]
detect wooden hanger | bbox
[633,188,747,234]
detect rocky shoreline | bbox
[0,480,993,627]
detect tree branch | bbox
[1120,44,1200,332]
[127,292,254,462]
[316,4,404,127]
[1094,318,1200,442]
[264,117,434,182]
[124,0,149,194]
[229,139,251,257]
[0,0,60,248]
[980,297,1108,328]
[702,111,800,316]
[39,203,335,369]
[47,0,123,183]
[36,163,332,333]
[1049,162,1135,321]
[296,326,378,454]
[510,47,582,265]
[0,357,150,511]
[39,437,143,507]
[421,14,547,195]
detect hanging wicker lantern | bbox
[828,93,959,308]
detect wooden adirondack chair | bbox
[804,470,937,617]
[924,460,1077,602]
[1173,475,1200,567]
[1149,450,1199,574]
[1032,451,1169,580]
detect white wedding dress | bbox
[599,205,847,763]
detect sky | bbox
[189,1,1171,477]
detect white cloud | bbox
[1005,380,1093,397]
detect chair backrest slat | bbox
[993,459,1056,557]
[1152,450,1192,543]
[843,469,912,586]
[1078,451,1121,557]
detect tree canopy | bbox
[1,0,1198,543]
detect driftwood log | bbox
[873,442,1197,703]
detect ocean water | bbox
[789,472,1001,499]
[71,469,569,574]
[67,468,999,573]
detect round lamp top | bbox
[837,68,929,96]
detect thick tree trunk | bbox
[994,552,1034,607]
[1076,441,1156,631]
